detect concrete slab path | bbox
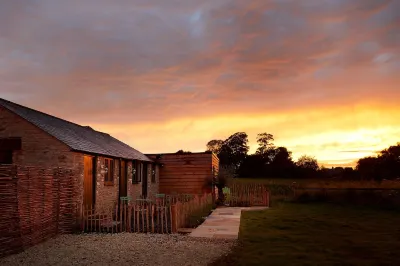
[189,206,268,239]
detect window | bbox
[132,161,142,183]
[0,137,21,150]
[104,158,114,186]
[0,137,21,165]
[0,150,12,164]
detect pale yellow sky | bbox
[89,102,400,167]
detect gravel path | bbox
[0,233,235,266]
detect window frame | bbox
[132,160,142,184]
[104,158,115,186]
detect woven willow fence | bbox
[0,165,77,258]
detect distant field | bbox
[232,177,400,189]
[211,202,400,266]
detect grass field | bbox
[232,177,400,189]
[211,202,400,266]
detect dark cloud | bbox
[0,0,399,124]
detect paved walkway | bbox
[189,206,268,239]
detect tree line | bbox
[204,132,400,180]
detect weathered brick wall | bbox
[147,164,159,199]
[94,156,119,211]
[127,161,142,200]
[0,106,83,169]
[126,162,158,201]
[129,182,142,200]
[74,156,84,217]
[0,106,84,216]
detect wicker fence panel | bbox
[0,165,77,258]
[0,165,21,258]
[57,169,78,234]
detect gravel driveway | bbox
[0,233,235,266]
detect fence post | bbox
[171,204,178,233]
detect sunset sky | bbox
[1,0,399,167]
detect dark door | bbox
[119,160,127,198]
[83,155,95,208]
[142,163,148,199]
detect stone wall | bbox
[94,156,119,211]
[127,161,143,200]
[147,164,160,199]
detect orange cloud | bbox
[1,0,399,166]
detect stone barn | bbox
[0,98,159,211]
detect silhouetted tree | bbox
[219,132,249,170]
[296,155,319,178]
[256,133,275,155]
[269,147,296,178]
[206,139,224,154]
[176,150,192,154]
[378,143,400,179]
[356,143,400,181]
[237,154,265,178]
[207,133,400,180]
[296,155,319,170]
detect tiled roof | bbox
[0,98,152,162]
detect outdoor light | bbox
[132,168,136,175]
[152,170,155,175]
[101,167,108,174]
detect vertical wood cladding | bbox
[147,153,219,195]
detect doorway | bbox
[83,155,95,208]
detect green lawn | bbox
[232,177,400,189]
[211,203,400,266]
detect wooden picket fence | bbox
[171,193,212,231]
[225,183,270,207]
[81,193,212,234]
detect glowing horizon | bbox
[84,102,400,168]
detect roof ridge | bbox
[0,98,90,130]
